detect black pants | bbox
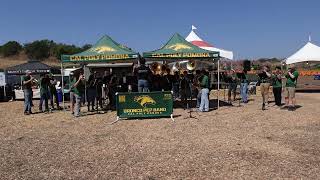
[50,90,59,108]
[273,87,282,106]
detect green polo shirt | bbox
[285,71,299,87]
[272,74,282,88]
[70,78,84,96]
[201,75,209,88]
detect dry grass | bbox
[0,93,319,179]
[0,54,61,69]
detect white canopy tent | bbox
[185,26,234,109]
[185,26,234,60]
[286,41,320,64]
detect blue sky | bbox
[0,0,319,59]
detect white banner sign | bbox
[0,72,5,86]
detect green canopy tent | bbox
[60,35,139,110]
[143,33,223,109]
[61,35,139,63]
[143,33,219,60]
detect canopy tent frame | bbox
[60,35,139,111]
[143,33,221,110]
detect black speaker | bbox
[243,60,251,71]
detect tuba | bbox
[172,62,180,72]
[187,60,196,71]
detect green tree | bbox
[53,43,83,59]
[24,40,52,60]
[0,41,22,57]
[81,44,92,51]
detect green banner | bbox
[116,91,173,119]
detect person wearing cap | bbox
[22,70,34,115]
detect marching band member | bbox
[284,65,299,111]
[22,70,34,115]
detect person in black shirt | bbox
[95,73,103,110]
[227,69,238,104]
[162,68,173,91]
[258,66,272,110]
[48,74,60,110]
[180,71,192,109]
[108,74,118,110]
[172,71,180,99]
[194,70,202,108]
[133,58,152,92]
[119,72,128,92]
[87,71,97,112]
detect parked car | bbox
[314,74,320,80]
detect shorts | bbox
[285,87,296,98]
[260,83,270,96]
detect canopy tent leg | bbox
[3,84,6,100]
[84,64,87,106]
[217,58,220,110]
[61,62,65,111]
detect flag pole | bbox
[60,61,65,111]
[217,57,220,110]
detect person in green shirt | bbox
[272,66,283,107]
[198,69,209,112]
[38,73,50,112]
[70,72,85,117]
[284,65,299,111]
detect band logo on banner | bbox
[116,91,173,119]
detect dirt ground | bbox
[0,93,319,179]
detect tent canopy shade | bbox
[6,60,60,75]
[185,29,233,60]
[143,33,219,59]
[286,42,320,64]
[61,35,139,63]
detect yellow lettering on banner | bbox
[69,54,130,61]
[118,95,126,103]
[124,109,143,113]
[150,53,210,58]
